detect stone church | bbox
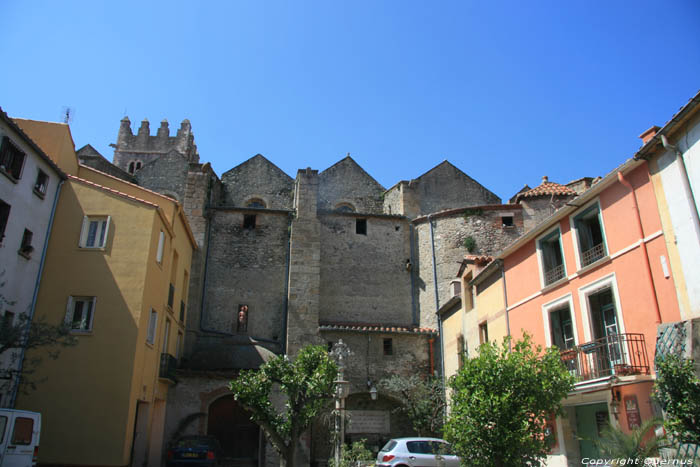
[77,117,581,466]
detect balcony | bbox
[560,333,650,384]
[581,243,606,267]
[159,353,178,383]
[544,264,566,286]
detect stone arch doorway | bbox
[207,395,260,462]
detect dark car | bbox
[166,435,223,466]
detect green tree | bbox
[654,355,700,445]
[0,274,77,395]
[379,374,446,437]
[328,439,374,467]
[229,345,338,467]
[592,417,666,461]
[444,334,575,467]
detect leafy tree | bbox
[654,355,700,445]
[592,417,666,461]
[0,275,77,395]
[444,334,575,467]
[379,374,446,437]
[328,439,374,467]
[229,345,338,467]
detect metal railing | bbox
[159,353,178,383]
[544,264,565,285]
[581,243,606,267]
[560,333,650,383]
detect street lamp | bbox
[330,340,351,467]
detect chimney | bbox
[542,175,549,184]
[639,126,660,145]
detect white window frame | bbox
[535,225,567,289]
[65,296,96,332]
[569,199,609,270]
[156,231,165,264]
[577,272,626,343]
[541,293,578,348]
[147,309,158,345]
[79,216,111,249]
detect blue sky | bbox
[2,1,699,201]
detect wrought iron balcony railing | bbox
[581,243,606,267]
[544,264,566,285]
[560,333,650,384]
[159,353,178,383]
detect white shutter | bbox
[156,231,165,263]
[78,216,89,247]
[100,216,112,247]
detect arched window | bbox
[135,161,142,171]
[335,203,356,213]
[128,162,135,174]
[246,198,266,209]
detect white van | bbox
[0,410,40,467]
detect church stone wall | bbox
[319,214,413,326]
[220,155,294,209]
[318,158,385,214]
[201,209,290,342]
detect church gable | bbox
[318,156,385,214]
[220,154,294,209]
[413,160,501,214]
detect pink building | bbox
[497,159,680,465]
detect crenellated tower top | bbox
[112,116,199,173]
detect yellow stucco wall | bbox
[441,304,464,380]
[16,176,194,466]
[465,266,508,357]
[12,119,79,175]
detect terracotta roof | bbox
[319,322,437,335]
[464,254,493,264]
[515,176,576,201]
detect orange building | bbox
[494,159,680,465]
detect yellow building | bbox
[14,120,197,467]
[439,255,510,380]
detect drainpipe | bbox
[660,134,700,245]
[428,215,445,379]
[281,212,293,353]
[11,179,64,408]
[499,260,512,351]
[617,170,663,324]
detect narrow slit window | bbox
[356,219,367,235]
[383,338,393,356]
[243,214,256,229]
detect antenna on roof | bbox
[61,106,74,124]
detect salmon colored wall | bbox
[504,165,680,371]
[616,381,655,435]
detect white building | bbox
[636,91,700,320]
[0,109,66,406]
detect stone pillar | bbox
[400,180,420,219]
[286,168,323,356]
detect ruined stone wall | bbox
[318,158,385,214]
[319,214,414,326]
[220,155,294,209]
[413,207,524,328]
[200,209,290,342]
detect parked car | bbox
[0,409,41,467]
[376,437,460,467]
[166,436,223,467]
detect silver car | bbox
[376,437,461,467]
